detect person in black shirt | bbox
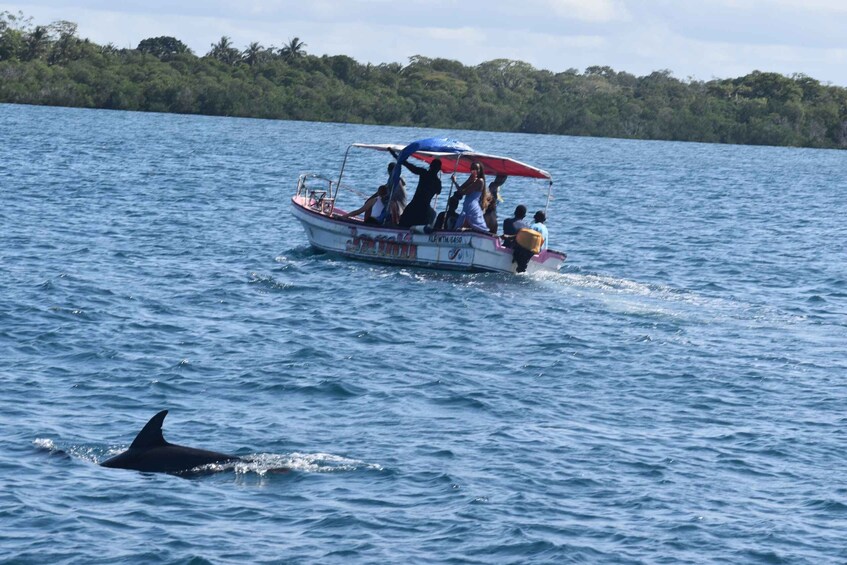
[501,204,528,248]
[390,148,442,228]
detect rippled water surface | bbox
[1,103,846,564]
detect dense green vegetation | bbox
[2,11,846,148]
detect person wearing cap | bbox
[530,210,549,251]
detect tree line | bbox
[2,11,846,149]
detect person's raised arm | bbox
[403,160,426,175]
[389,148,425,176]
[453,171,479,195]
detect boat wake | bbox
[273,245,326,267]
[532,269,806,328]
[248,271,299,292]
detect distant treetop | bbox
[137,36,191,59]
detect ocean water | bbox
[1,102,846,564]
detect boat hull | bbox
[291,196,565,274]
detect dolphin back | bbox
[130,410,170,449]
[101,410,239,474]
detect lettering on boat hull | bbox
[345,228,417,260]
[428,234,468,245]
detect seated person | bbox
[529,210,549,251]
[340,184,388,224]
[501,204,528,247]
[433,191,463,231]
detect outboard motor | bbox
[512,228,544,273]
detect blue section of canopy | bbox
[379,138,474,224]
[413,138,475,153]
[389,138,473,193]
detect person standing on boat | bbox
[530,210,549,251]
[501,204,529,248]
[452,162,491,233]
[389,148,442,228]
[385,162,406,226]
[484,174,507,234]
[385,162,406,209]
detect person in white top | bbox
[340,184,389,224]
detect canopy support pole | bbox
[334,144,355,204]
[441,152,464,224]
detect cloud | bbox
[726,0,847,12]
[594,16,847,83]
[628,0,847,50]
[543,0,630,22]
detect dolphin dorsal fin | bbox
[129,410,170,449]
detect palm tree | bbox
[47,20,80,65]
[208,35,239,65]
[24,25,50,61]
[279,37,306,61]
[242,41,263,66]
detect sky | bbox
[2,0,847,86]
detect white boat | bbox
[290,138,566,274]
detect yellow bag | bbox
[515,228,544,254]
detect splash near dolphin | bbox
[101,410,241,474]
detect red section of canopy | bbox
[351,143,552,180]
[411,152,551,180]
